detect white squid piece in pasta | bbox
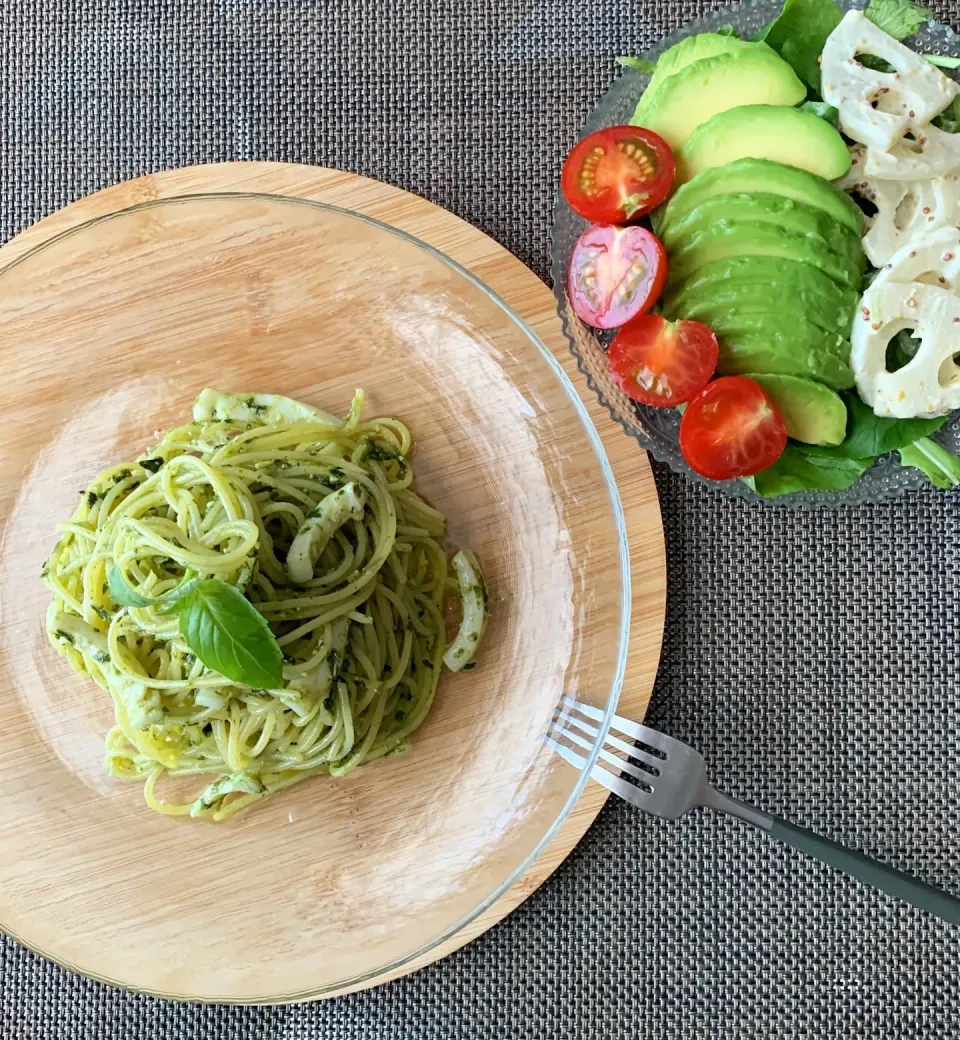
[189,773,266,818]
[443,550,489,673]
[286,483,368,584]
[116,681,164,731]
[192,387,341,427]
[286,618,351,696]
[48,608,109,657]
[49,609,162,728]
[821,11,957,152]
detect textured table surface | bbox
[2,1,960,1037]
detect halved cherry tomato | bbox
[561,126,675,223]
[679,376,787,481]
[608,315,718,408]
[568,224,667,329]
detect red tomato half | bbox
[608,315,718,407]
[561,126,675,223]
[679,376,787,481]
[568,224,667,329]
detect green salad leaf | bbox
[799,100,840,126]
[748,0,939,92]
[898,437,960,487]
[864,0,930,40]
[925,54,960,69]
[752,393,954,498]
[753,445,872,498]
[860,0,960,77]
[753,0,842,92]
[886,328,918,370]
[934,96,960,132]
[167,579,284,689]
[617,56,657,73]
[827,392,949,459]
[858,54,896,72]
[715,24,739,37]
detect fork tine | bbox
[561,696,662,748]
[560,695,604,722]
[545,734,589,771]
[547,719,657,786]
[557,698,666,768]
[561,696,671,755]
[548,714,595,743]
[552,710,664,773]
[554,703,600,741]
[609,713,670,752]
[547,735,651,806]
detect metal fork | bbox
[548,696,960,925]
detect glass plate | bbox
[0,193,630,1000]
[550,0,960,507]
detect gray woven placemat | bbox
[3,1,960,1036]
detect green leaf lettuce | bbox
[898,437,960,488]
[753,0,842,92]
[864,0,930,41]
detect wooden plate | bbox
[0,164,665,1001]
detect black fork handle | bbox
[770,817,960,925]
[704,786,960,925]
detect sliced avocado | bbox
[633,35,771,122]
[633,52,806,151]
[665,221,863,290]
[705,311,851,362]
[746,374,847,445]
[663,284,853,336]
[716,336,855,390]
[663,256,858,330]
[658,158,862,235]
[678,105,852,185]
[660,193,863,276]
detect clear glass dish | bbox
[0,193,630,1000]
[550,0,960,507]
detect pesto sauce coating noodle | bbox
[43,389,488,820]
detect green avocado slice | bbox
[634,52,806,151]
[677,104,851,185]
[656,157,862,235]
[660,193,863,277]
[633,35,770,122]
[666,221,864,290]
[716,334,854,389]
[746,373,848,445]
[705,311,852,361]
[662,282,855,336]
[662,256,859,327]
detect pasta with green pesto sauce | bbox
[43,389,488,821]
